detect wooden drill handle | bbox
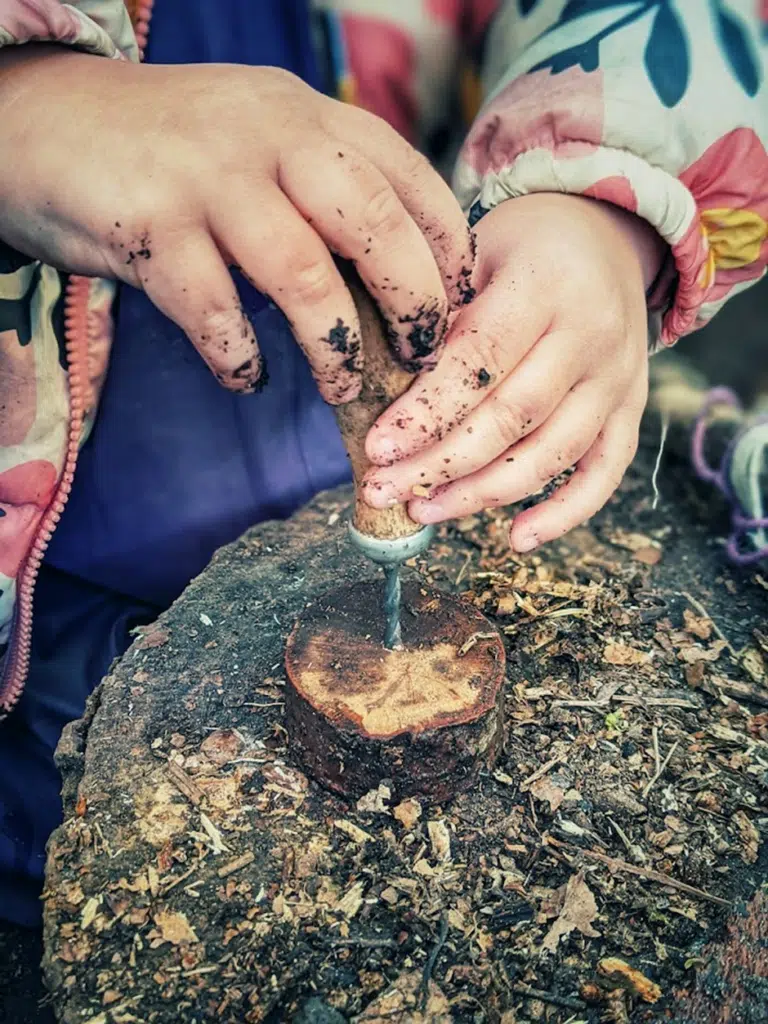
[334,265,423,541]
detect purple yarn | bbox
[691,387,768,566]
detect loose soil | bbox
[39,421,768,1024]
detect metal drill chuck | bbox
[347,523,436,566]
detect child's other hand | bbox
[0,48,474,400]
[363,194,666,552]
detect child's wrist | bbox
[597,200,668,293]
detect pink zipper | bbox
[0,1,156,716]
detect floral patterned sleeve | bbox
[0,0,137,59]
[454,1,768,348]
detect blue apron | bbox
[1,0,350,926]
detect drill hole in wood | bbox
[284,579,505,804]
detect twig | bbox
[709,677,768,709]
[329,937,398,950]
[550,839,731,907]
[607,816,633,854]
[520,755,562,791]
[167,761,204,807]
[510,985,586,1012]
[457,632,497,657]
[161,862,204,895]
[643,739,680,799]
[217,851,255,878]
[419,912,449,1012]
[682,592,737,657]
[455,551,472,586]
[652,726,660,778]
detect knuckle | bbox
[290,257,336,305]
[465,327,509,382]
[397,140,431,181]
[536,450,575,485]
[362,183,407,238]
[487,398,530,449]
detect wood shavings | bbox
[198,813,228,855]
[335,881,366,919]
[427,820,451,864]
[334,820,372,844]
[356,783,392,815]
[393,798,422,829]
[152,910,198,946]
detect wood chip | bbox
[597,958,662,1003]
[166,762,204,807]
[427,820,451,863]
[217,851,255,878]
[153,909,198,945]
[334,819,372,844]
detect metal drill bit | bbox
[383,564,403,650]
[346,523,435,651]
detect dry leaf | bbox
[609,530,656,552]
[393,798,422,829]
[356,970,452,1023]
[496,595,519,616]
[541,871,600,952]
[335,881,366,919]
[428,820,452,863]
[356,782,392,815]
[731,810,760,864]
[134,628,169,650]
[598,958,662,1003]
[633,545,662,565]
[683,609,712,641]
[603,642,651,666]
[529,776,565,812]
[153,909,198,945]
[200,729,242,766]
[677,639,727,665]
[261,763,309,797]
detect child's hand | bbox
[363,194,666,552]
[0,47,474,400]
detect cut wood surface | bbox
[285,580,505,802]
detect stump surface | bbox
[284,580,505,801]
[42,438,768,1024]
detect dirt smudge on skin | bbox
[218,353,268,394]
[386,301,447,373]
[125,233,152,265]
[324,319,362,375]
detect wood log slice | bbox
[284,579,505,803]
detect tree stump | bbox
[284,580,505,803]
[40,446,768,1024]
